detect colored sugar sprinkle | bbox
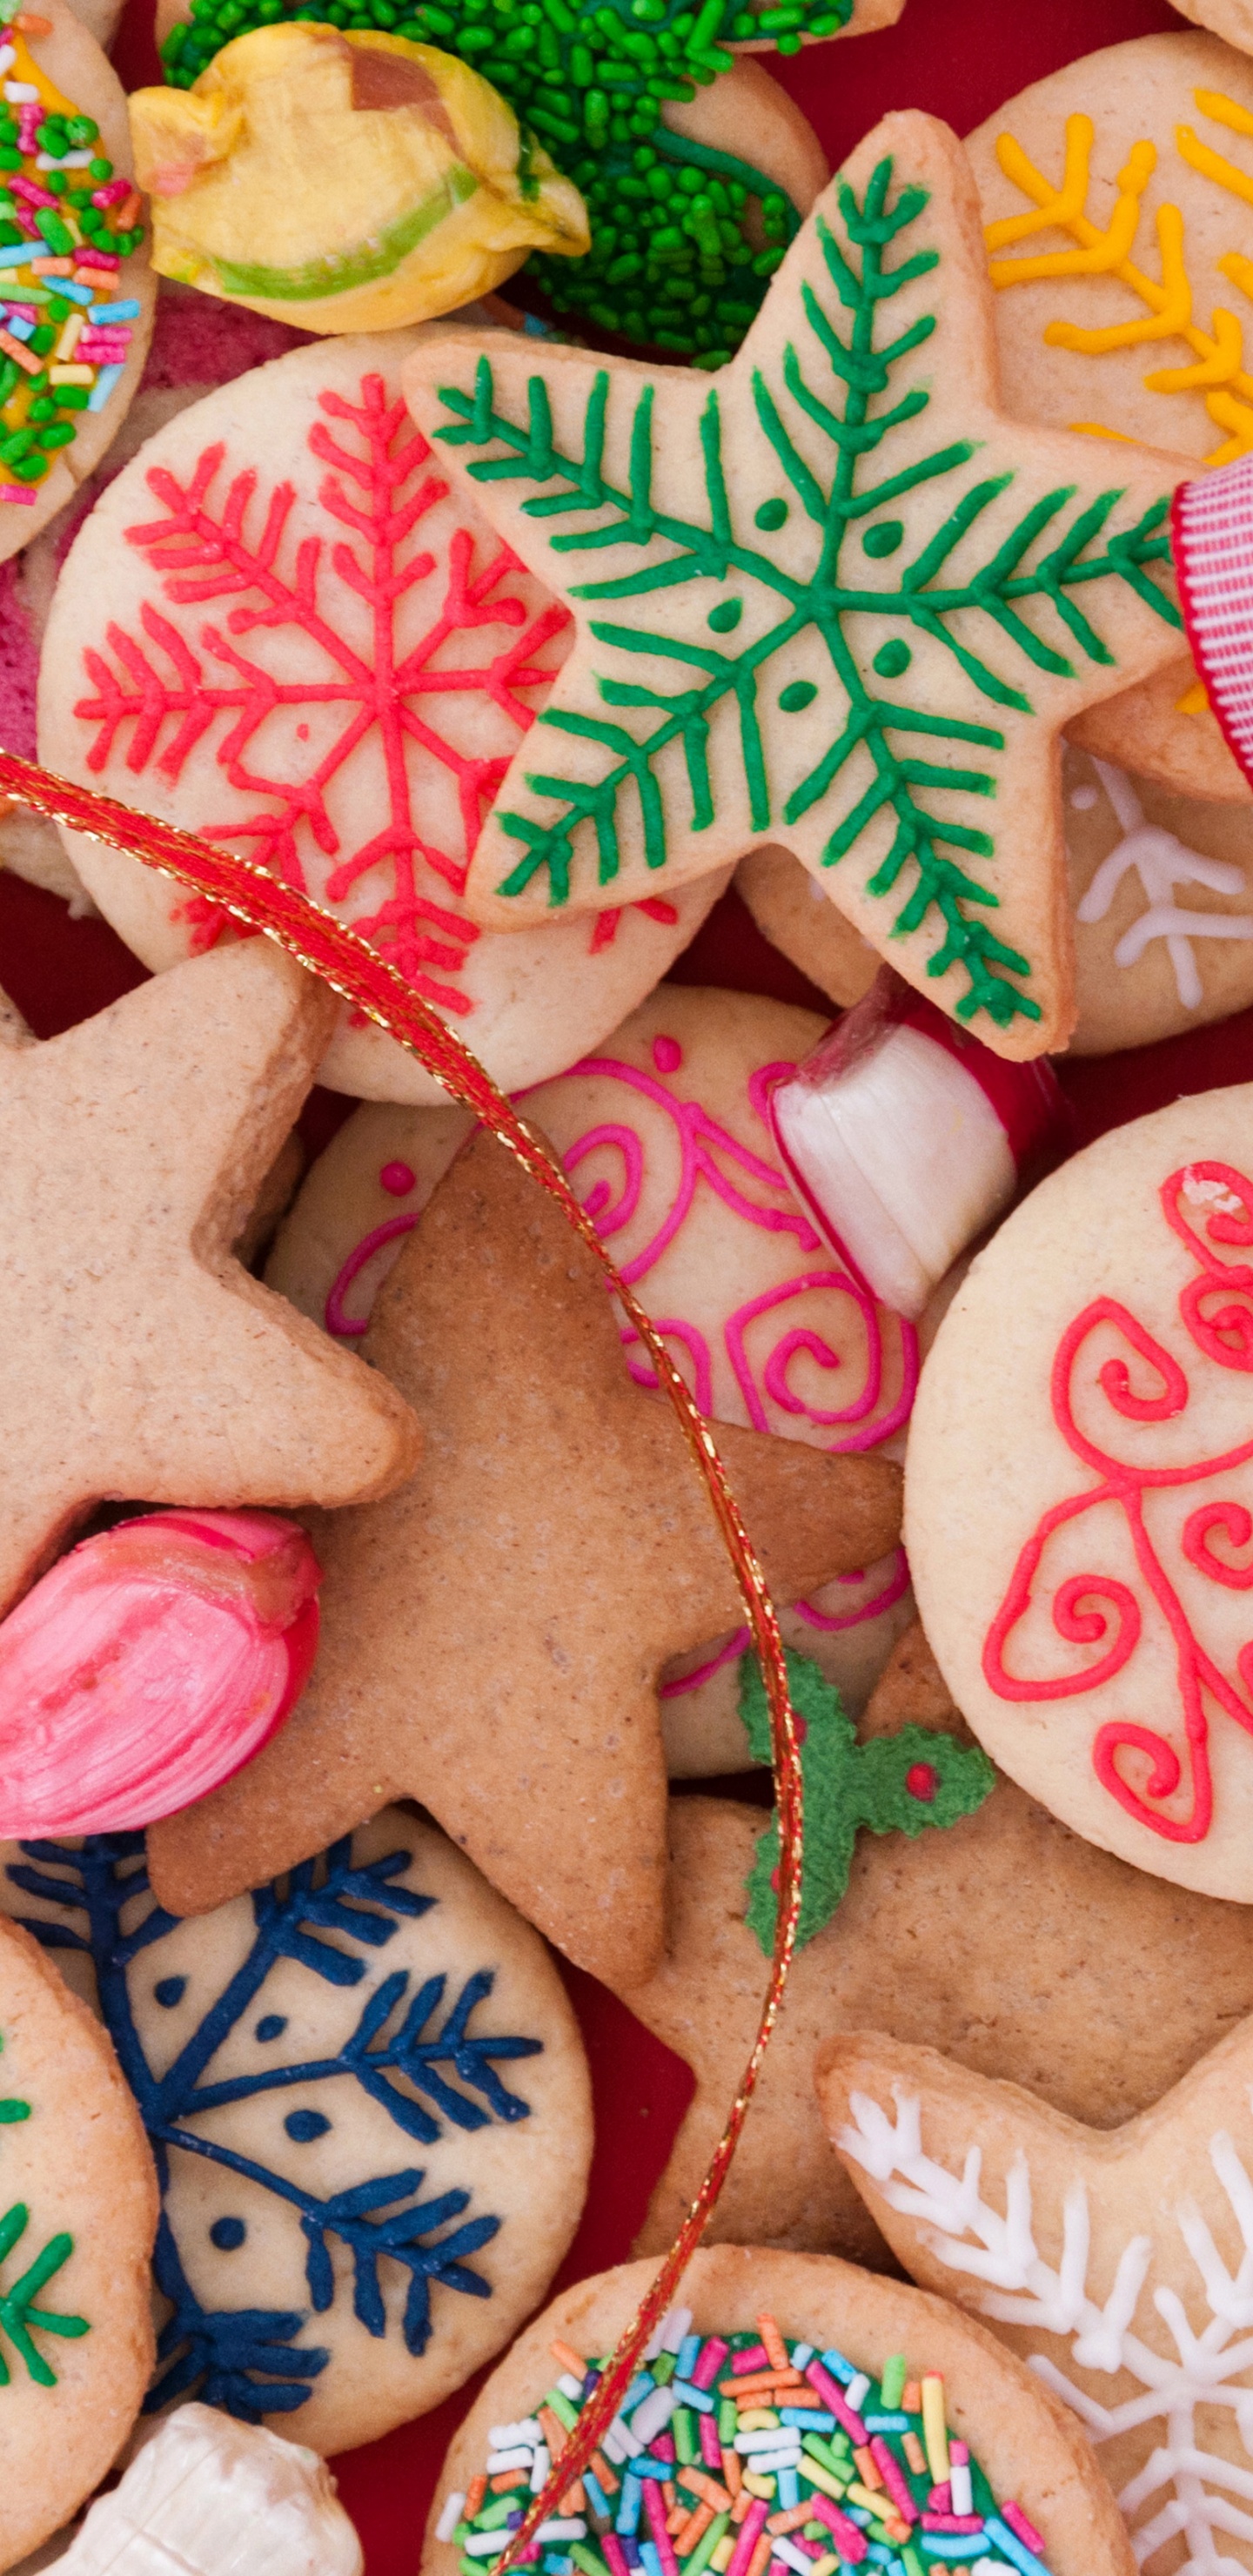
[0,8,143,500]
[159,0,849,365]
[438,2311,1059,2576]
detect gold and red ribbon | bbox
[0,748,804,2556]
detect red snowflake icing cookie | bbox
[37,335,729,1102]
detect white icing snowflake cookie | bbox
[821,2017,1253,2576]
[36,334,728,1104]
[1066,744,1253,1049]
[0,1809,592,2455]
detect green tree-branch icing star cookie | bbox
[403,110,1191,1057]
[740,1647,995,1952]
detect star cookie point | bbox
[404,110,1189,1057]
[0,938,421,1615]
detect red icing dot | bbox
[380,1161,417,1197]
[906,1761,937,1802]
[653,1035,682,1074]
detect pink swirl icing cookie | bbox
[36,333,730,1102]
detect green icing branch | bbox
[435,156,1180,1030]
[740,1647,995,1955]
[0,2201,89,2387]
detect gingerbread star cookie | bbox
[617,1622,1253,2267]
[821,2016,1253,2576]
[0,939,420,1616]
[145,1124,902,1986]
[404,110,1189,1057]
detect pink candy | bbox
[0,1509,320,1835]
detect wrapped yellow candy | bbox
[128,23,589,332]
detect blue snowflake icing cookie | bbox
[0,1808,593,2454]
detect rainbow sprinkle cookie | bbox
[437,2312,1059,2576]
[0,0,143,506]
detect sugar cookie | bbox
[405,111,1188,1057]
[823,2018,1253,2576]
[37,335,730,1103]
[0,1914,157,2573]
[965,31,1253,803]
[907,1078,1253,1901]
[0,1809,590,2452]
[0,0,154,565]
[425,2247,1134,2576]
[263,990,918,1766]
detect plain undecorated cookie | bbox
[618,1621,1253,2264]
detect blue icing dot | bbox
[255,2015,287,2043]
[285,2109,332,2143]
[154,1977,186,2009]
[210,2217,246,2251]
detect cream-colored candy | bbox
[48,2407,362,2575]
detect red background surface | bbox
[6,0,1251,2562]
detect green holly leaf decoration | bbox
[406,111,1186,1054]
[740,1647,996,1955]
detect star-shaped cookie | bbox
[403,109,1189,1057]
[0,939,421,1615]
[614,1625,1253,2270]
[820,2015,1253,2576]
[145,1124,902,1987]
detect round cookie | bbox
[0,1912,157,2573]
[36,333,730,1104]
[522,986,915,1452]
[965,31,1253,802]
[0,0,155,567]
[426,2249,1135,2576]
[0,292,312,909]
[0,1808,593,2454]
[907,1077,1253,1904]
